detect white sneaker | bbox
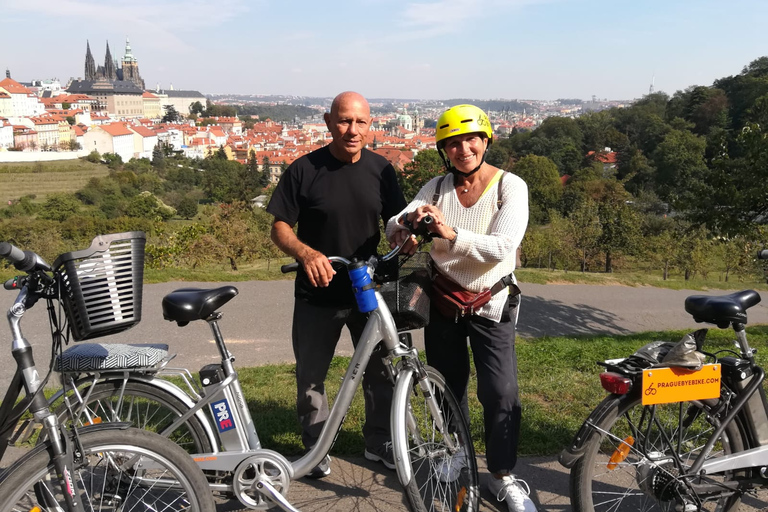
[487,474,537,512]
[436,446,468,482]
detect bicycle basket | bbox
[53,232,146,341]
[379,251,432,331]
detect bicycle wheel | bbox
[392,365,479,512]
[0,427,215,512]
[55,380,212,455]
[571,393,752,512]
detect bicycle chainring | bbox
[232,450,293,510]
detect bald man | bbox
[267,92,406,477]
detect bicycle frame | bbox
[1,280,86,512]
[153,288,418,478]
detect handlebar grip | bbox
[0,242,25,264]
[0,242,40,272]
[759,250,768,260]
[281,262,300,273]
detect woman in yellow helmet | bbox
[387,105,535,512]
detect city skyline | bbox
[2,0,766,101]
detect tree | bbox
[39,193,81,221]
[261,156,271,187]
[196,202,260,270]
[189,101,205,116]
[151,144,166,169]
[510,155,562,225]
[485,144,510,168]
[102,152,124,170]
[397,149,444,200]
[566,199,601,272]
[161,105,182,123]
[85,150,101,163]
[125,191,175,221]
[651,129,707,204]
[176,196,198,219]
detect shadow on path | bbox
[517,294,633,339]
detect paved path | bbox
[2,280,767,511]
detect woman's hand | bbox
[411,205,456,241]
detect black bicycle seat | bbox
[162,286,239,325]
[684,290,761,328]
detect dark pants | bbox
[292,299,392,451]
[424,296,521,474]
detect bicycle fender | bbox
[391,366,417,487]
[52,374,218,453]
[558,393,630,468]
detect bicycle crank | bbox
[232,450,294,510]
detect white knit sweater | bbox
[386,171,529,322]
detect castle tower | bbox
[121,37,145,89]
[104,42,117,80]
[85,41,96,80]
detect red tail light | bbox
[600,372,633,395]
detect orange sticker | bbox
[642,364,721,405]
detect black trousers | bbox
[424,296,521,474]
[292,299,392,450]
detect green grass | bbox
[0,159,108,205]
[144,258,297,283]
[516,267,768,291]
[196,326,768,458]
[6,327,768,458]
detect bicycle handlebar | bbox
[280,215,434,274]
[758,249,768,260]
[0,242,40,272]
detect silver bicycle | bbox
[0,236,215,512]
[45,222,480,511]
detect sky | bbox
[1,0,767,101]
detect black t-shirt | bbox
[267,146,406,306]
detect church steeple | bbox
[104,42,117,80]
[123,37,136,63]
[85,40,96,80]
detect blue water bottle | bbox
[349,260,378,313]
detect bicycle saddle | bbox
[684,289,761,328]
[162,286,239,325]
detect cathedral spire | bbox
[104,41,117,80]
[85,40,96,80]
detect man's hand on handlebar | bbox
[298,247,336,287]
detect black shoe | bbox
[364,442,395,470]
[306,454,331,479]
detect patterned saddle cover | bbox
[55,343,169,372]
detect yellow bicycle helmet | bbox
[435,104,493,149]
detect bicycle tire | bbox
[54,380,213,455]
[570,393,753,512]
[392,365,479,512]
[0,427,216,512]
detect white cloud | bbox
[397,0,552,40]
[3,0,252,52]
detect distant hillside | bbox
[0,160,108,205]
[443,99,534,113]
[236,104,322,123]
